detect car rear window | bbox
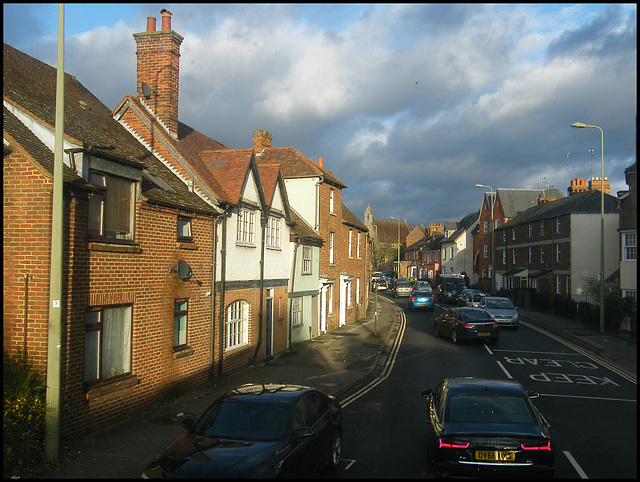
[414,290,431,297]
[447,395,535,424]
[488,299,516,309]
[460,310,493,322]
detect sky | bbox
[3,3,637,228]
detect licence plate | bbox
[475,450,515,461]
[478,332,490,336]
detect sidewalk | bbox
[38,297,635,478]
[39,296,400,479]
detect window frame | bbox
[292,297,303,326]
[236,209,256,246]
[266,216,281,249]
[623,232,637,261]
[225,300,248,351]
[173,299,188,350]
[177,216,193,242]
[84,304,133,386]
[302,246,313,274]
[88,170,136,243]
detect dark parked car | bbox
[372,277,388,291]
[462,289,484,308]
[142,383,343,478]
[408,289,435,311]
[421,377,556,478]
[433,307,498,344]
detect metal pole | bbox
[45,3,64,463]
[598,127,605,334]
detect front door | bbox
[265,288,273,358]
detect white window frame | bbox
[623,232,637,261]
[540,221,544,236]
[348,229,353,258]
[528,246,533,264]
[483,245,488,259]
[556,244,561,263]
[329,189,334,214]
[484,221,489,234]
[528,223,533,238]
[357,232,361,259]
[540,245,545,263]
[556,217,561,233]
[512,249,516,264]
[292,297,303,326]
[88,170,136,242]
[266,216,281,249]
[302,246,312,274]
[236,209,255,245]
[226,300,248,350]
[503,250,507,265]
[329,232,335,264]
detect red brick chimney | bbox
[589,177,611,195]
[133,9,183,139]
[253,130,272,152]
[318,157,324,168]
[568,177,589,196]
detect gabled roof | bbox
[498,189,618,229]
[3,43,215,214]
[496,188,565,218]
[113,95,231,205]
[443,211,480,244]
[372,219,414,244]
[253,147,347,188]
[199,148,253,205]
[289,208,323,246]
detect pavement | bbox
[37,294,636,479]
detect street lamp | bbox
[390,217,401,278]
[475,184,495,293]
[572,122,605,334]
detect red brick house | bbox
[4,43,218,436]
[111,11,294,374]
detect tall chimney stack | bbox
[133,9,183,139]
[318,157,324,168]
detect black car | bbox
[433,307,499,344]
[437,276,468,304]
[142,383,343,478]
[421,378,556,478]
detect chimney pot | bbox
[146,17,157,32]
[318,157,324,168]
[161,8,173,31]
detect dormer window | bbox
[88,170,136,242]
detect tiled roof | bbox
[289,208,323,245]
[342,204,368,232]
[198,149,252,205]
[3,43,215,214]
[257,164,282,207]
[254,147,347,188]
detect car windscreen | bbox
[194,400,288,441]
[447,395,536,424]
[446,280,466,290]
[487,299,516,309]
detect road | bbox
[329,293,637,478]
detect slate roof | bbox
[498,189,618,229]
[3,43,215,214]
[497,188,565,218]
[443,211,480,243]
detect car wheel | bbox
[433,322,440,337]
[327,430,341,470]
[451,329,458,344]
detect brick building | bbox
[4,43,218,436]
[618,162,637,301]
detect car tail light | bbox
[493,322,498,328]
[521,441,551,451]
[460,322,472,328]
[411,297,417,302]
[438,438,470,449]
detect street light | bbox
[475,184,495,293]
[390,217,401,278]
[572,122,605,334]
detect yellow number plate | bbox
[475,450,515,461]
[478,332,490,336]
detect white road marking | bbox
[343,459,356,470]
[563,450,589,478]
[541,393,636,403]
[496,360,513,379]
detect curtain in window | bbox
[102,306,131,379]
[105,176,134,239]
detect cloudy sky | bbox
[3,3,637,227]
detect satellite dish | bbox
[177,260,193,281]
[141,82,152,99]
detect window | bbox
[226,300,248,350]
[495,219,500,229]
[329,190,334,214]
[540,246,545,263]
[348,230,353,258]
[266,217,280,249]
[177,216,192,241]
[540,221,545,236]
[302,246,312,274]
[442,249,446,261]
[328,284,333,313]
[482,269,487,279]
[556,218,561,233]
[484,221,489,234]
[528,223,532,238]
[85,305,132,384]
[329,232,335,264]
[356,278,360,304]
[503,250,507,265]
[528,246,533,264]
[623,233,637,261]
[556,275,562,295]
[556,244,561,263]
[512,228,516,241]
[237,209,255,245]
[347,281,352,306]
[173,300,188,349]
[357,232,361,259]
[512,249,516,264]
[88,171,136,241]
[483,245,488,258]
[292,297,303,326]
[503,230,506,242]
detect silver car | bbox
[463,289,484,308]
[392,280,413,298]
[480,296,519,328]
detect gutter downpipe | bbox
[217,207,229,377]
[210,215,218,381]
[251,214,267,365]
